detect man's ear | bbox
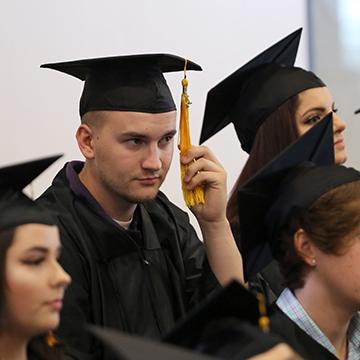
[76,124,96,160]
[293,228,317,267]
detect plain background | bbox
[1,0,309,235]
[309,0,360,171]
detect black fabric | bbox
[270,306,339,360]
[165,281,285,360]
[266,165,360,247]
[238,113,334,281]
[193,320,283,360]
[89,325,218,360]
[231,224,284,305]
[165,281,260,349]
[0,155,61,230]
[41,54,202,117]
[199,28,325,153]
[37,164,218,360]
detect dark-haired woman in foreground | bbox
[0,156,71,360]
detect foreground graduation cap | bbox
[164,281,283,359]
[165,281,260,348]
[89,326,218,360]
[237,112,360,281]
[199,28,325,152]
[0,155,62,230]
[41,53,202,117]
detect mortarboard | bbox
[41,54,202,117]
[237,113,334,281]
[237,112,360,281]
[164,281,283,359]
[199,28,325,153]
[165,281,260,348]
[89,325,218,360]
[0,155,62,230]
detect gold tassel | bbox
[179,59,205,208]
[256,292,270,332]
[46,330,59,347]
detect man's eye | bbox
[160,135,174,144]
[127,138,143,145]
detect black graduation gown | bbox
[270,306,339,360]
[37,163,218,360]
[231,223,284,304]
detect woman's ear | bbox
[76,124,95,160]
[293,228,317,267]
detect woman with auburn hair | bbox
[199,28,346,301]
[0,156,71,360]
[237,117,360,359]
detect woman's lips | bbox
[46,299,63,311]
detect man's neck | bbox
[295,276,354,358]
[78,163,136,222]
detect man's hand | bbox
[181,145,227,225]
[181,144,244,285]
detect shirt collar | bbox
[277,288,360,359]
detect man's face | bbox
[90,111,176,204]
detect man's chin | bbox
[125,189,160,204]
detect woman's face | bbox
[295,87,347,164]
[4,224,71,337]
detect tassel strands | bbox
[256,292,270,332]
[179,59,205,207]
[46,331,59,347]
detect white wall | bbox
[309,0,360,170]
[1,0,308,236]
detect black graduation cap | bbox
[0,155,62,230]
[164,281,283,359]
[237,112,360,281]
[41,53,202,117]
[89,326,218,360]
[165,281,260,349]
[199,28,325,153]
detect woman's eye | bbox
[22,258,44,266]
[305,115,321,125]
[332,107,338,113]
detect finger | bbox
[183,158,223,183]
[184,171,225,191]
[182,145,222,167]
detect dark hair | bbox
[0,227,64,359]
[277,180,360,289]
[227,95,299,228]
[0,228,15,329]
[27,335,63,360]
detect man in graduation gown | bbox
[37,54,244,359]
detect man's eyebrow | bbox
[121,129,177,138]
[162,130,177,137]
